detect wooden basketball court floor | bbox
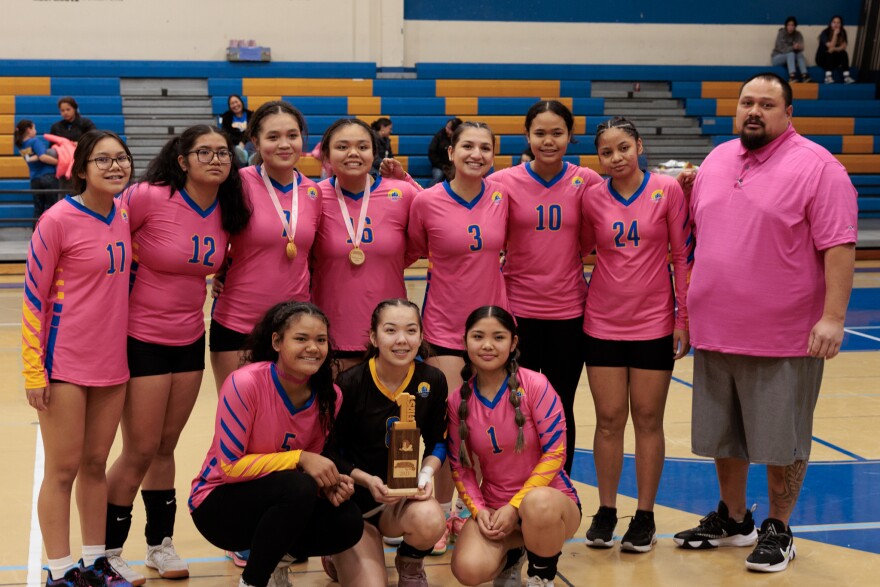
[0,262,878,586]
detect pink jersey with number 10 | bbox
[492,162,602,319]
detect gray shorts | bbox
[691,349,824,466]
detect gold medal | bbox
[286,241,298,260]
[349,247,366,266]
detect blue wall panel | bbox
[404,1,860,25]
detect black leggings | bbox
[191,470,363,587]
[515,316,585,475]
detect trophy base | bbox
[386,487,421,497]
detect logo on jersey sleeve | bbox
[650,189,664,204]
[572,176,584,186]
[388,189,402,201]
[307,187,318,200]
[491,191,503,205]
[417,382,431,398]
[120,209,130,223]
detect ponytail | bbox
[14,120,34,149]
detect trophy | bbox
[387,392,420,496]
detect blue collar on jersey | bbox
[442,180,485,210]
[607,170,651,207]
[473,376,510,409]
[270,363,316,415]
[329,175,381,201]
[256,165,301,193]
[525,161,569,189]
[179,188,219,218]
[64,195,117,225]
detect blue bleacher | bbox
[16,96,123,115]
[51,78,121,96]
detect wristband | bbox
[417,465,435,489]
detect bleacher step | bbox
[120,79,209,97]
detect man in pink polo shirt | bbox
[672,73,857,573]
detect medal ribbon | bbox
[334,176,371,250]
[260,165,298,245]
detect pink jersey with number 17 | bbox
[22,197,131,389]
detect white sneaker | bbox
[844,75,855,84]
[267,554,293,587]
[105,549,145,586]
[383,535,404,546]
[145,537,190,579]
[493,549,526,587]
[824,74,834,84]
[526,576,555,587]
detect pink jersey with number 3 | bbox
[122,183,228,345]
[407,179,510,350]
[211,166,321,334]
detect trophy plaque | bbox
[387,392,420,496]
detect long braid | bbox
[458,360,475,468]
[507,349,526,453]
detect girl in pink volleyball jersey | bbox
[190,302,363,587]
[210,101,322,391]
[22,131,136,587]
[580,117,693,553]
[448,306,580,587]
[310,118,418,371]
[491,100,603,475]
[104,125,250,584]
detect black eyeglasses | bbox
[188,149,232,164]
[88,155,132,170]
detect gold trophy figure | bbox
[387,392,421,496]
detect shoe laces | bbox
[92,557,126,581]
[149,541,182,564]
[626,513,654,535]
[753,525,787,555]
[694,511,724,534]
[269,564,292,587]
[104,553,136,576]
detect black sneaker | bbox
[673,501,758,549]
[79,557,134,587]
[584,506,617,548]
[620,510,656,553]
[745,518,796,572]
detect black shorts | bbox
[128,335,206,378]
[583,333,674,371]
[425,341,465,359]
[209,319,248,353]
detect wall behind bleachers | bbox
[0,0,864,68]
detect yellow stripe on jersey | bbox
[508,444,566,509]
[369,357,415,401]
[451,469,482,517]
[220,449,302,480]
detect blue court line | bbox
[671,375,693,388]
[810,436,867,461]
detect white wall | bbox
[1,1,856,68]
[2,0,405,65]
[403,21,849,67]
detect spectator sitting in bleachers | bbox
[220,94,254,166]
[771,16,811,83]
[816,15,855,84]
[370,117,394,173]
[427,117,461,186]
[14,120,60,228]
